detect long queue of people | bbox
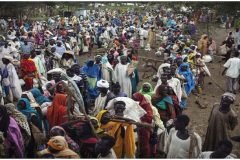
[0,6,239,158]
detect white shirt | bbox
[198,151,236,159]
[223,57,240,78]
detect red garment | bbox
[133,92,153,123]
[47,93,68,129]
[20,59,37,90]
[133,92,153,158]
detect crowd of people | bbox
[0,5,239,158]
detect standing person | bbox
[81,60,100,99]
[93,80,115,116]
[114,55,133,97]
[0,105,25,158]
[147,26,156,49]
[132,92,153,158]
[152,85,176,126]
[164,115,202,158]
[177,63,195,109]
[224,32,235,61]
[222,51,240,94]
[208,37,217,60]
[197,34,208,56]
[31,50,46,77]
[199,140,235,158]
[233,28,240,50]
[20,54,38,90]
[96,102,136,158]
[202,92,238,151]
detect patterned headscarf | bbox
[5,103,31,137]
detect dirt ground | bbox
[78,26,240,156]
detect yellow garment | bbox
[96,110,136,158]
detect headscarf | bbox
[95,110,108,126]
[139,82,154,97]
[48,136,68,151]
[22,91,39,108]
[177,63,195,95]
[47,93,67,128]
[44,136,80,158]
[31,88,51,105]
[17,98,38,120]
[5,103,31,137]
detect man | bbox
[222,51,240,94]
[202,92,238,151]
[114,55,133,97]
[93,79,115,116]
[95,135,117,158]
[155,67,182,103]
[111,82,128,97]
[2,55,22,102]
[31,50,46,77]
[96,101,136,158]
[199,140,236,158]
[165,115,202,158]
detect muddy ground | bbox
[78,26,240,156]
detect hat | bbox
[97,79,109,88]
[222,92,236,101]
[3,55,13,62]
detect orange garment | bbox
[47,93,68,129]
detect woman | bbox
[197,34,208,56]
[20,54,38,90]
[139,82,155,97]
[49,126,80,154]
[31,88,51,106]
[151,85,176,126]
[0,105,24,158]
[47,93,68,129]
[177,63,195,109]
[37,136,80,158]
[81,59,100,99]
[17,98,42,131]
[5,103,31,148]
[132,92,153,158]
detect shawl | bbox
[81,60,100,78]
[139,82,155,97]
[96,110,136,158]
[20,58,37,76]
[6,117,25,158]
[177,63,195,95]
[133,92,153,123]
[47,93,68,129]
[31,88,51,105]
[5,103,31,137]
